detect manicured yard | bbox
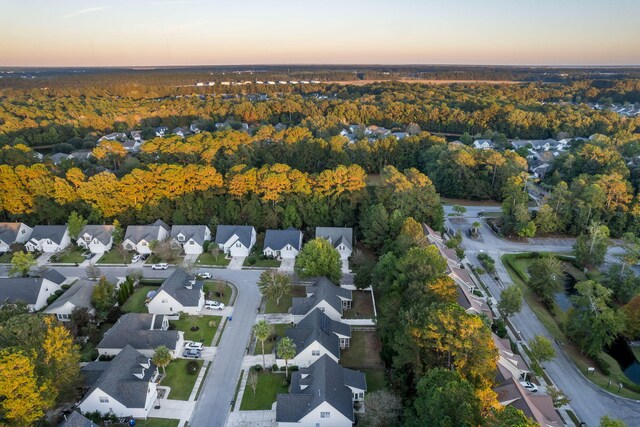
[161,359,203,400]
[254,324,289,355]
[265,285,306,313]
[203,281,233,306]
[134,419,179,427]
[343,290,375,319]
[171,315,221,344]
[341,331,385,370]
[362,368,387,392]
[122,286,158,313]
[97,250,133,264]
[49,246,86,264]
[0,252,13,263]
[196,252,230,266]
[240,372,290,410]
[244,255,281,268]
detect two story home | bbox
[77,225,114,254]
[79,345,159,419]
[279,308,351,368]
[263,228,303,260]
[170,225,211,255]
[315,227,353,260]
[0,222,33,253]
[122,220,170,254]
[292,277,352,323]
[0,270,66,311]
[25,225,71,253]
[97,313,183,358]
[276,355,366,427]
[215,225,256,257]
[147,268,204,315]
[44,279,98,321]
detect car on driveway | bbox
[519,381,538,393]
[183,348,202,358]
[132,254,141,263]
[198,272,212,279]
[152,263,169,270]
[205,300,225,310]
[185,341,204,351]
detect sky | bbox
[1,0,639,67]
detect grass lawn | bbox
[254,324,289,355]
[0,252,13,263]
[134,419,179,427]
[196,252,230,266]
[171,315,221,344]
[122,286,158,313]
[344,291,375,319]
[161,359,203,400]
[204,281,233,306]
[341,331,385,370]
[49,246,86,264]
[362,368,387,392]
[632,345,640,362]
[97,250,133,264]
[240,372,290,410]
[265,285,306,314]
[80,342,98,362]
[244,255,281,268]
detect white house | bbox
[276,355,366,427]
[292,277,352,323]
[122,220,170,255]
[0,222,33,253]
[170,225,211,255]
[147,268,205,315]
[98,132,126,142]
[44,279,98,321]
[97,313,183,358]
[25,225,71,253]
[263,228,303,260]
[79,345,159,419]
[315,227,353,260]
[473,139,494,150]
[77,225,114,254]
[0,270,66,311]
[215,225,256,257]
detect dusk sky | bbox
[2,0,640,66]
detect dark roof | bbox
[315,227,353,251]
[60,411,98,427]
[124,220,169,244]
[284,308,350,359]
[154,268,203,307]
[79,225,114,246]
[171,225,209,246]
[264,228,302,251]
[44,269,66,285]
[0,222,28,245]
[45,279,95,312]
[30,225,68,245]
[276,355,366,423]
[215,225,254,248]
[0,277,49,305]
[292,277,352,317]
[50,153,70,164]
[81,345,157,409]
[97,313,179,351]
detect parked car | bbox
[183,348,201,358]
[205,300,225,310]
[152,263,169,270]
[198,272,212,279]
[131,254,141,263]
[141,253,150,260]
[185,341,204,351]
[519,381,538,393]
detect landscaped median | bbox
[240,369,290,410]
[161,359,204,400]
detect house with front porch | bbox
[263,228,302,260]
[170,225,211,255]
[215,225,256,257]
[77,225,114,254]
[147,268,205,315]
[0,222,33,253]
[25,225,71,253]
[315,227,353,260]
[0,269,66,311]
[122,220,169,254]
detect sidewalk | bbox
[188,360,211,401]
[233,355,277,413]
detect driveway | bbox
[341,258,350,273]
[278,258,295,272]
[227,256,245,270]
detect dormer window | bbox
[177,235,185,242]
[84,236,91,242]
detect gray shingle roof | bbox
[61,411,98,427]
[124,220,169,244]
[97,313,179,351]
[0,223,28,245]
[154,268,203,307]
[44,269,67,285]
[30,225,68,245]
[215,225,254,248]
[276,355,365,423]
[81,345,157,409]
[50,153,70,164]
[264,228,302,251]
[0,277,49,305]
[284,308,350,359]
[315,227,353,251]
[45,279,95,312]
[171,225,209,246]
[79,225,114,246]
[292,277,352,317]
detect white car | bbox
[198,272,212,279]
[185,341,204,351]
[519,381,538,393]
[205,300,225,310]
[131,254,141,263]
[151,263,169,270]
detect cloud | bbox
[62,6,108,19]
[152,1,206,5]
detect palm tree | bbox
[254,320,273,369]
[152,346,172,375]
[471,221,481,237]
[257,270,291,306]
[276,337,296,378]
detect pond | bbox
[606,338,640,385]
[554,272,577,312]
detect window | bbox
[57,313,70,321]
[320,412,330,418]
[99,396,109,403]
[20,229,25,234]
[84,236,91,242]
[235,242,241,247]
[161,299,168,303]
[312,350,320,356]
[178,235,185,242]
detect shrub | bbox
[252,364,263,372]
[208,320,217,328]
[272,364,279,372]
[246,256,257,266]
[289,365,299,372]
[54,289,65,296]
[47,295,58,304]
[98,354,114,361]
[61,284,71,290]
[492,319,508,338]
[593,356,611,376]
[186,361,200,374]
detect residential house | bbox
[122,220,170,254]
[61,411,98,427]
[276,355,366,427]
[392,132,408,140]
[189,123,201,134]
[147,268,205,315]
[365,125,391,138]
[279,308,351,368]
[315,227,353,260]
[130,131,143,142]
[97,313,183,357]
[79,345,159,419]
[494,374,562,427]
[44,279,98,321]
[263,228,303,260]
[215,225,256,257]
[25,225,71,253]
[0,270,66,311]
[170,225,211,255]
[172,127,189,137]
[77,225,114,254]
[0,222,33,253]
[98,132,126,142]
[122,139,142,153]
[457,282,492,319]
[473,139,494,149]
[68,151,93,162]
[155,126,168,137]
[493,334,530,382]
[292,277,352,323]
[49,152,71,165]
